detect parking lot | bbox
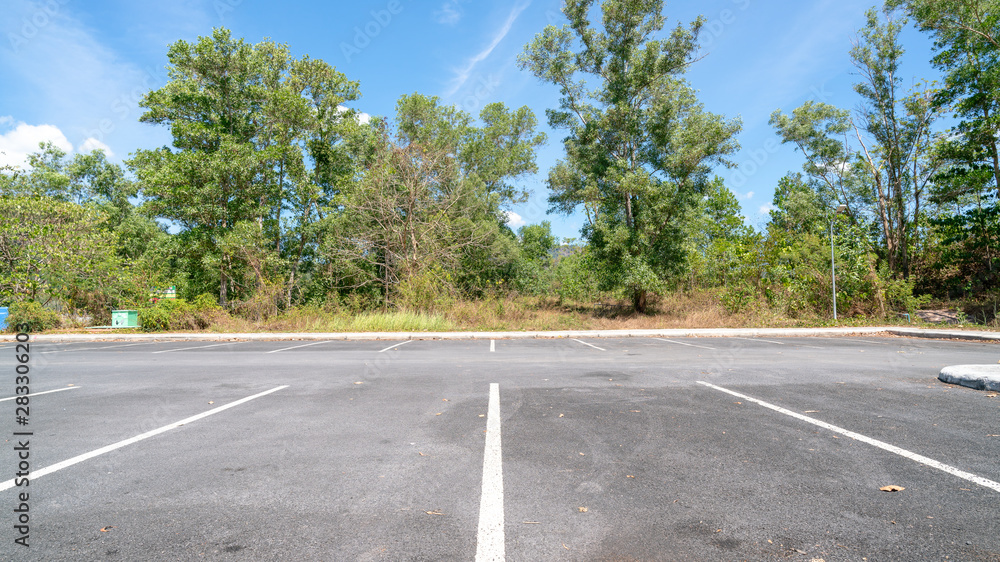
[1,335,998,561]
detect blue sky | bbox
[0,0,941,240]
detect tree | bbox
[131,28,361,306]
[315,94,545,306]
[770,7,941,278]
[0,197,146,319]
[519,0,741,311]
[518,221,557,263]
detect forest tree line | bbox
[1,0,997,330]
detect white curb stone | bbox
[939,365,1000,392]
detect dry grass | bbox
[54,290,928,335]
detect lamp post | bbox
[831,204,848,321]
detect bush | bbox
[5,301,61,332]
[139,298,224,332]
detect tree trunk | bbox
[632,288,647,314]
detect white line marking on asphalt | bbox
[265,340,332,354]
[476,383,505,561]
[152,342,240,354]
[654,338,716,350]
[0,385,288,492]
[734,337,785,345]
[0,386,80,402]
[572,339,606,351]
[843,338,890,345]
[39,344,100,354]
[696,381,1000,494]
[490,339,495,353]
[87,342,158,351]
[378,340,412,353]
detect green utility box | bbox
[111,310,139,328]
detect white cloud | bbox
[745,191,755,200]
[0,119,72,168]
[759,203,775,215]
[79,137,114,157]
[337,105,371,125]
[505,210,526,228]
[445,1,531,96]
[434,1,464,25]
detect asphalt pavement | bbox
[0,335,998,561]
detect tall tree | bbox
[771,6,941,278]
[131,28,361,306]
[519,0,741,311]
[315,94,545,305]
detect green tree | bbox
[131,28,361,307]
[315,94,545,306]
[771,7,941,278]
[518,221,557,263]
[519,0,741,311]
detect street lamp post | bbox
[831,204,847,321]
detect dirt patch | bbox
[916,309,960,324]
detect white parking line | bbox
[39,344,100,354]
[87,342,160,351]
[734,337,785,345]
[378,341,411,353]
[572,339,606,351]
[152,342,240,354]
[0,386,79,402]
[843,338,890,345]
[475,383,504,561]
[265,341,331,354]
[0,385,289,492]
[654,338,716,350]
[490,339,495,353]
[697,381,1000,494]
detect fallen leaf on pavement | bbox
[354,382,363,385]
[100,526,115,532]
[208,401,214,404]
[425,510,443,515]
[880,485,905,492]
[578,507,588,512]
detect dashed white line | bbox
[265,340,332,354]
[697,381,1000,494]
[654,338,716,350]
[0,385,289,492]
[572,339,606,351]
[490,339,495,353]
[475,383,505,561]
[0,386,79,402]
[378,340,412,353]
[152,342,240,354]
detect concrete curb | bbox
[1,326,998,343]
[939,365,1000,392]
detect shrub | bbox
[139,298,223,332]
[5,301,62,332]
